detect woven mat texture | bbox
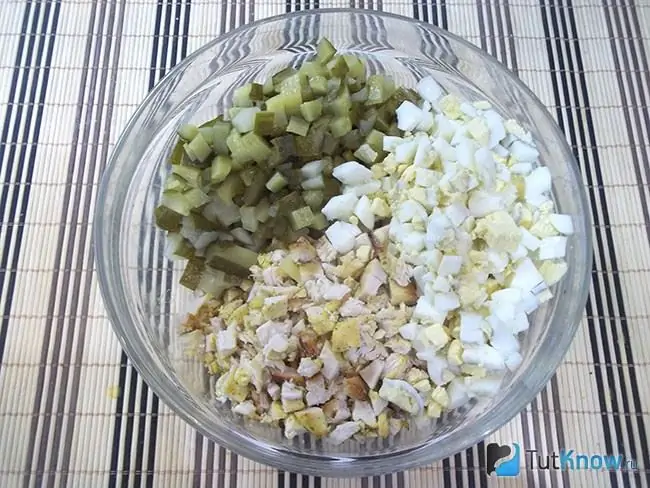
[0,1,648,487]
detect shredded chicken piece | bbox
[184,232,435,442]
[358,259,388,297]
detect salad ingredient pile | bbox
[156,39,573,443]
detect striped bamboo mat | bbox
[0,0,649,487]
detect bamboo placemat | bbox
[0,0,648,487]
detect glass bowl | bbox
[94,9,592,477]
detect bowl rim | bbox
[94,7,593,477]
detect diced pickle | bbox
[198,115,223,129]
[323,178,340,199]
[299,61,328,78]
[387,123,401,136]
[277,72,307,96]
[266,172,288,193]
[303,190,324,209]
[267,91,302,117]
[265,93,284,114]
[159,39,413,300]
[198,127,214,147]
[161,191,191,216]
[255,199,271,223]
[327,56,348,78]
[321,157,334,176]
[342,129,363,150]
[169,140,185,165]
[354,143,379,166]
[289,206,314,230]
[240,167,257,187]
[164,174,189,192]
[216,174,244,204]
[309,76,329,96]
[185,133,213,163]
[310,212,328,230]
[373,114,392,133]
[272,67,297,88]
[173,238,196,259]
[312,114,332,129]
[184,188,212,209]
[250,83,264,101]
[180,257,205,290]
[376,105,395,127]
[315,38,337,65]
[254,111,276,136]
[233,83,264,107]
[267,146,282,168]
[284,168,302,188]
[300,99,323,122]
[329,116,352,138]
[349,102,364,127]
[212,121,232,155]
[277,191,305,214]
[294,125,326,160]
[198,266,233,297]
[253,224,274,250]
[272,217,289,238]
[348,79,365,95]
[271,135,296,162]
[205,243,258,276]
[241,133,272,163]
[285,228,310,242]
[262,77,274,95]
[365,129,385,152]
[155,205,183,232]
[210,155,232,184]
[321,132,338,155]
[279,256,301,281]
[286,116,310,137]
[359,108,378,131]
[226,130,252,166]
[267,113,288,139]
[240,206,259,232]
[233,85,254,107]
[177,124,199,141]
[243,171,269,206]
[172,164,202,188]
[327,77,342,96]
[202,167,212,186]
[366,75,391,106]
[221,226,249,250]
[327,87,351,116]
[343,54,366,80]
[391,86,420,106]
[191,211,223,231]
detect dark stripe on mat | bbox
[43,2,125,487]
[108,1,191,487]
[541,0,637,486]
[0,1,60,367]
[479,1,569,486]
[597,1,650,486]
[107,4,162,486]
[0,1,60,485]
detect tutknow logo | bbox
[487,443,521,477]
[486,443,638,477]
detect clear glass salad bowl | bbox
[94,9,592,477]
